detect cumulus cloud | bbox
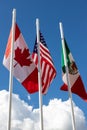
[0,90,87,130]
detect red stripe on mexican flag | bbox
[61,75,87,101]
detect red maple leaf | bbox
[14,47,32,67]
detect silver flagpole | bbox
[59,22,76,130]
[36,18,44,130]
[7,9,16,130]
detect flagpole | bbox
[36,18,44,130]
[59,22,76,130]
[7,9,16,130]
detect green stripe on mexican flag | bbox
[61,39,87,101]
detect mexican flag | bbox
[61,39,87,101]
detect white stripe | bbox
[41,53,54,66]
[43,64,49,83]
[63,72,79,87]
[42,66,52,94]
[40,43,52,60]
[41,61,45,76]
[40,42,49,52]
[69,53,75,63]
[33,54,37,64]
[49,68,53,81]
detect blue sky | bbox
[0,1,87,129]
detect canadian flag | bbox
[3,23,38,93]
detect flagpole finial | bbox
[12,8,16,15]
[36,18,40,43]
[36,18,39,26]
[59,22,64,39]
[12,9,16,27]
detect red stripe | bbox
[40,50,52,64]
[15,24,21,41]
[49,68,56,82]
[40,43,49,53]
[41,61,47,80]
[61,76,87,101]
[4,23,21,59]
[42,65,50,93]
[32,53,38,65]
[40,43,53,64]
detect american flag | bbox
[32,32,56,94]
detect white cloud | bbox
[0,90,87,130]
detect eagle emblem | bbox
[68,61,78,75]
